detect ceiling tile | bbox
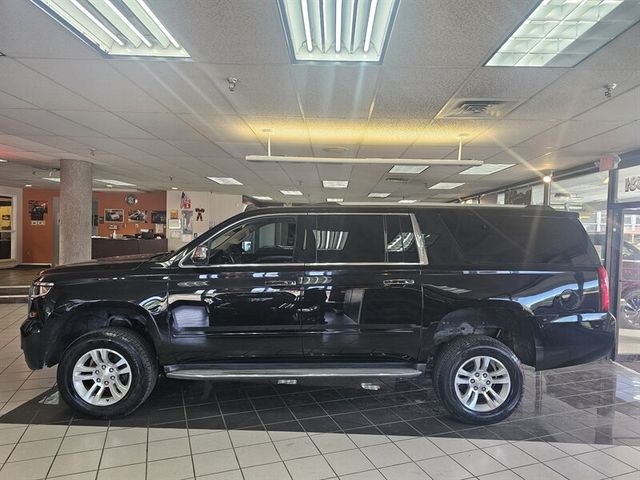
[118,112,207,141]
[54,111,155,139]
[0,109,103,137]
[456,67,568,99]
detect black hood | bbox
[37,253,161,280]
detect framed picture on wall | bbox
[128,209,148,222]
[104,208,124,223]
[151,210,166,224]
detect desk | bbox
[91,238,168,259]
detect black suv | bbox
[21,205,615,424]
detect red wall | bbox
[22,188,57,264]
[22,189,166,264]
[94,191,166,237]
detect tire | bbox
[57,327,158,418]
[433,335,523,425]
[620,289,640,329]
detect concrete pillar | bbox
[59,159,92,265]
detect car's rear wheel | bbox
[433,335,523,424]
[57,327,157,418]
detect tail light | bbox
[598,266,610,313]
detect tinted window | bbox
[310,215,384,263]
[385,215,419,263]
[206,217,298,264]
[416,210,600,267]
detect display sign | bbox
[617,165,640,203]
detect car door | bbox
[299,213,423,363]
[167,214,305,363]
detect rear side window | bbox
[416,210,600,268]
[385,215,419,263]
[310,215,385,263]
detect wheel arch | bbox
[45,301,160,367]
[430,306,538,368]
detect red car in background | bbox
[592,233,640,329]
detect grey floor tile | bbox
[285,454,336,480]
[483,443,537,469]
[192,449,239,477]
[311,433,357,454]
[417,455,473,480]
[0,456,54,480]
[394,437,446,461]
[99,442,147,469]
[275,436,320,461]
[379,462,431,480]
[452,450,507,477]
[242,462,292,480]
[104,427,147,448]
[189,430,232,454]
[510,441,566,462]
[324,449,375,476]
[147,455,195,480]
[48,449,102,477]
[477,472,523,480]
[430,437,476,455]
[575,450,636,477]
[7,436,62,462]
[545,456,606,480]
[513,463,567,480]
[58,431,106,455]
[605,445,640,469]
[339,471,385,480]
[361,443,411,468]
[234,442,281,468]
[196,471,243,480]
[148,437,191,462]
[96,462,146,480]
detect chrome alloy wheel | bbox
[622,294,640,328]
[72,348,132,406]
[454,356,511,412]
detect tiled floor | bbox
[1,303,640,479]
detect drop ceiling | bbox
[0,0,639,203]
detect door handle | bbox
[265,280,298,287]
[383,279,415,286]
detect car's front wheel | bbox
[57,327,157,418]
[433,335,523,424]
[620,289,640,329]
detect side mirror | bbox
[191,245,208,263]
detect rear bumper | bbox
[534,312,615,371]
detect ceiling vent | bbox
[385,177,410,183]
[437,99,521,119]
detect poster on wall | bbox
[170,209,179,220]
[104,208,124,223]
[151,210,166,224]
[195,208,205,221]
[181,210,193,234]
[128,209,148,222]
[505,188,532,205]
[180,192,191,209]
[168,219,181,229]
[28,200,48,221]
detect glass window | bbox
[310,215,385,263]
[205,217,298,265]
[416,210,600,267]
[385,215,419,263]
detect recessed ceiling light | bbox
[368,192,390,198]
[31,0,190,58]
[389,165,429,174]
[251,195,273,201]
[106,184,113,188]
[460,164,515,175]
[42,177,61,183]
[280,190,303,196]
[486,0,640,67]
[0,159,7,163]
[207,177,243,185]
[326,198,344,202]
[95,178,136,186]
[323,146,348,153]
[171,187,178,190]
[24,184,32,188]
[322,180,349,189]
[278,0,399,63]
[429,182,464,190]
[398,199,417,204]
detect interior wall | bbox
[166,191,243,251]
[94,191,166,237]
[22,188,57,264]
[0,185,23,265]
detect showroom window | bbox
[551,171,609,262]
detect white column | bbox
[59,159,92,265]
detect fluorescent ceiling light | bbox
[247,155,482,167]
[278,0,399,63]
[322,180,349,188]
[389,165,429,174]
[251,195,273,201]
[0,159,7,163]
[429,182,464,190]
[486,0,640,67]
[280,190,303,196]
[25,184,33,187]
[43,177,61,183]
[95,178,136,186]
[327,198,344,202]
[460,163,515,175]
[207,176,243,185]
[368,192,390,198]
[31,0,190,58]
[398,199,417,204]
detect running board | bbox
[164,364,424,380]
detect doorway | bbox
[0,195,15,262]
[615,207,640,356]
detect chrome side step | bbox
[165,365,423,380]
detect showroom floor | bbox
[1,304,640,480]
